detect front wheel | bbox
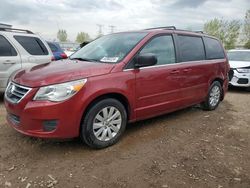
[80,98,127,149]
[201,81,222,111]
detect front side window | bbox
[178,35,205,62]
[139,35,176,65]
[70,32,148,63]
[14,36,48,55]
[0,35,17,56]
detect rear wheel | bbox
[80,98,127,149]
[201,81,222,111]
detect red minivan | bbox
[4,27,229,148]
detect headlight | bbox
[236,68,250,73]
[33,79,87,102]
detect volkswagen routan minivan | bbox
[5,26,229,148]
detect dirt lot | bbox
[0,88,250,188]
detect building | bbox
[0,23,12,28]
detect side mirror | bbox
[134,53,157,68]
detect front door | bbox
[134,35,183,120]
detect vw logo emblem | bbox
[9,84,15,94]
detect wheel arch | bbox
[210,77,225,101]
[80,92,131,127]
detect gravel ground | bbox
[0,87,249,188]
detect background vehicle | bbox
[5,27,229,149]
[47,41,67,61]
[228,49,250,91]
[0,27,53,92]
[64,46,81,57]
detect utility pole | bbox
[97,24,103,37]
[109,25,116,33]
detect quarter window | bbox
[0,35,17,56]
[14,36,48,55]
[178,35,205,62]
[204,37,225,59]
[139,35,176,65]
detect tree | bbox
[204,18,241,49]
[57,29,67,42]
[243,10,250,48]
[75,32,90,43]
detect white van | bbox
[0,28,53,92]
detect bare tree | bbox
[57,29,67,42]
[76,32,90,43]
[204,18,241,49]
[243,10,250,48]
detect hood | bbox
[229,60,250,69]
[13,60,115,87]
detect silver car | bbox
[0,27,53,92]
[228,49,250,91]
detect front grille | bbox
[228,69,234,81]
[5,82,31,103]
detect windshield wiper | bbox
[70,57,100,62]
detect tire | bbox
[201,81,222,111]
[246,87,250,92]
[80,98,127,149]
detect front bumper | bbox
[4,87,85,139]
[229,69,250,87]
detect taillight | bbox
[61,53,68,59]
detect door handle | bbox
[170,70,180,74]
[183,68,191,73]
[3,60,16,64]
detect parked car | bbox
[64,46,80,57]
[0,27,53,92]
[4,26,229,148]
[227,49,250,91]
[47,41,67,61]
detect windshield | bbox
[70,32,147,63]
[227,51,250,61]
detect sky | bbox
[0,0,249,41]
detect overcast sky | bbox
[0,0,249,41]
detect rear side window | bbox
[139,35,176,65]
[0,35,17,56]
[204,37,225,59]
[178,35,205,62]
[14,36,48,55]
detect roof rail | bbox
[0,27,33,34]
[194,31,204,33]
[144,27,205,34]
[144,26,176,30]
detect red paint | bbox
[5,30,229,138]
